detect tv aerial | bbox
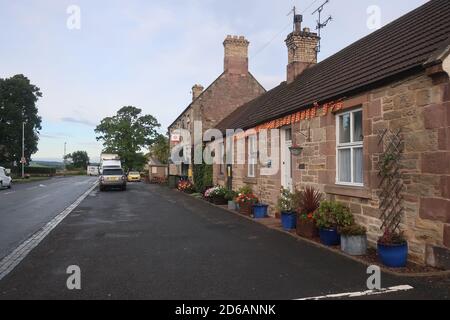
[312,0,332,53]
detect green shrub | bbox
[315,201,354,230]
[276,188,295,213]
[340,224,367,236]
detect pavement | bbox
[0,176,98,260]
[0,182,449,300]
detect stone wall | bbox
[213,71,450,266]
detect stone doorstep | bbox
[177,190,450,278]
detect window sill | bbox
[324,184,372,200]
[243,177,257,185]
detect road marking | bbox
[296,285,414,300]
[0,182,98,282]
[2,191,15,195]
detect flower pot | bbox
[377,242,408,268]
[212,197,227,205]
[281,212,297,231]
[253,204,268,219]
[319,228,340,246]
[239,202,253,216]
[228,201,237,211]
[341,235,368,256]
[296,219,319,238]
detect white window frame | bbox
[336,108,364,187]
[219,142,225,175]
[248,135,257,178]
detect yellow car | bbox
[127,171,141,182]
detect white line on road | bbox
[0,182,99,281]
[2,191,15,195]
[296,285,414,300]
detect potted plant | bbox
[253,185,269,219]
[340,224,368,256]
[377,230,408,268]
[314,201,354,246]
[289,144,303,156]
[293,187,321,238]
[236,185,258,216]
[204,186,228,205]
[225,190,238,210]
[277,188,296,231]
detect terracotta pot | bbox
[239,202,253,216]
[296,218,319,238]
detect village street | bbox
[0,183,449,300]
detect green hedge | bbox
[12,167,57,176]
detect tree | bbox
[65,151,89,169]
[0,75,42,167]
[150,134,170,164]
[95,106,161,170]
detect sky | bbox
[0,0,428,162]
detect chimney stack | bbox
[285,15,320,83]
[192,84,204,101]
[223,35,249,75]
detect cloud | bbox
[39,133,71,139]
[60,117,97,127]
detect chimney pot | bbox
[192,84,204,101]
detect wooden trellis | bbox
[377,129,404,234]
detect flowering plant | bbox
[204,186,227,199]
[177,180,195,193]
[235,193,259,205]
[276,188,295,213]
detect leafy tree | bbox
[95,106,160,170]
[150,134,170,164]
[0,75,42,167]
[65,151,90,169]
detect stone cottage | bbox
[168,35,266,178]
[214,0,450,267]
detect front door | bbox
[281,128,293,191]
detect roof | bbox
[148,156,166,166]
[168,71,265,129]
[218,0,450,131]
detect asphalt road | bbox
[0,176,98,260]
[0,182,449,300]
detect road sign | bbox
[171,134,181,142]
[20,157,26,164]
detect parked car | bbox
[0,167,12,189]
[127,171,141,182]
[99,168,127,191]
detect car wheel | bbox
[122,186,127,191]
[7,182,11,189]
[99,186,105,192]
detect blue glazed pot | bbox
[377,242,408,268]
[253,204,268,219]
[281,212,297,230]
[319,228,341,246]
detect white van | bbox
[87,165,99,176]
[0,167,12,189]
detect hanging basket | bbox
[289,146,303,156]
